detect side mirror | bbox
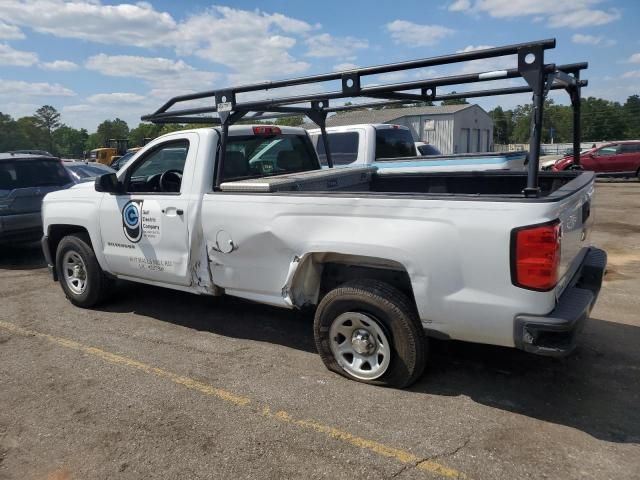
[95,173,122,193]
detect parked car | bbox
[552,141,640,178]
[65,161,115,183]
[308,124,527,172]
[8,149,53,157]
[0,153,72,244]
[415,142,442,156]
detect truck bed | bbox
[219,167,589,200]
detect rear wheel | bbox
[314,279,427,388]
[56,233,113,308]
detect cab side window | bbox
[126,140,189,194]
[597,145,619,157]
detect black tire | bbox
[55,233,114,308]
[314,279,427,388]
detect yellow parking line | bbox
[0,320,468,479]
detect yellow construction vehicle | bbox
[89,139,130,165]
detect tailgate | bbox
[554,176,596,297]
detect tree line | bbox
[1,95,638,158]
[489,95,640,145]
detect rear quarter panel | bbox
[200,189,590,348]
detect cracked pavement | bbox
[1,181,639,479]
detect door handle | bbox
[162,207,184,216]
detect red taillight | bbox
[512,221,561,291]
[253,126,281,135]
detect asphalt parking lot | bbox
[1,181,639,480]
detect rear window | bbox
[0,159,71,190]
[375,128,416,159]
[315,132,359,166]
[620,143,640,154]
[221,133,319,182]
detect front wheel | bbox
[56,233,113,308]
[314,279,427,388]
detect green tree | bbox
[129,122,163,146]
[581,97,625,141]
[53,126,88,158]
[441,93,468,106]
[95,118,130,147]
[0,112,28,151]
[623,95,640,139]
[275,115,304,126]
[490,106,509,144]
[33,105,61,153]
[16,116,48,151]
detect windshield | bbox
[375,128,416,159]
[0,159,71,190]
[221,133,319,182]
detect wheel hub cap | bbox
[328,312,392,381]
[351,329,376,355]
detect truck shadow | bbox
[0,244,46,270]
[101,281,317,353]
[100,283,639,444]
[413,317,640,444]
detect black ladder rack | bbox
[141,38,588,196]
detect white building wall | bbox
[452,105,494,153]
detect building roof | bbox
[312,104,474,128]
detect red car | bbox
[552,141,640,178]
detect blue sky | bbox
[0,0,638,131]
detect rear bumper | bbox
[514,247,607,357]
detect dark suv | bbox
[0,154,72,244]
[552,141,640,178]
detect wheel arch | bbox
[285,252,416,310]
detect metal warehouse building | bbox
[322,104,494,154]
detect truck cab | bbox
[308,124,417,167]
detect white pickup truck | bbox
[41,124,606,387]
[308,124,528,172]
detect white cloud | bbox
[0,0,176,48]
[40,60,79,71]
[451,1,621,28]
[448,0,471,11]
[548,8,620,28]
[333,63,359,71]
[0,43,38,66]
[0,21,23,39]
[304,33,368,58]
[85,54,219,92]
[455,45,516,74]
[87,93,148,104]
[628,53,640,64]
[622,71,640,79]
[0,79,75,97]
[571,34,616,47]
[377,71,409,83]
[385,20,454,47]
[172,6,312,80]
[0,2,353,83]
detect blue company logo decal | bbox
[122,200,142,243]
